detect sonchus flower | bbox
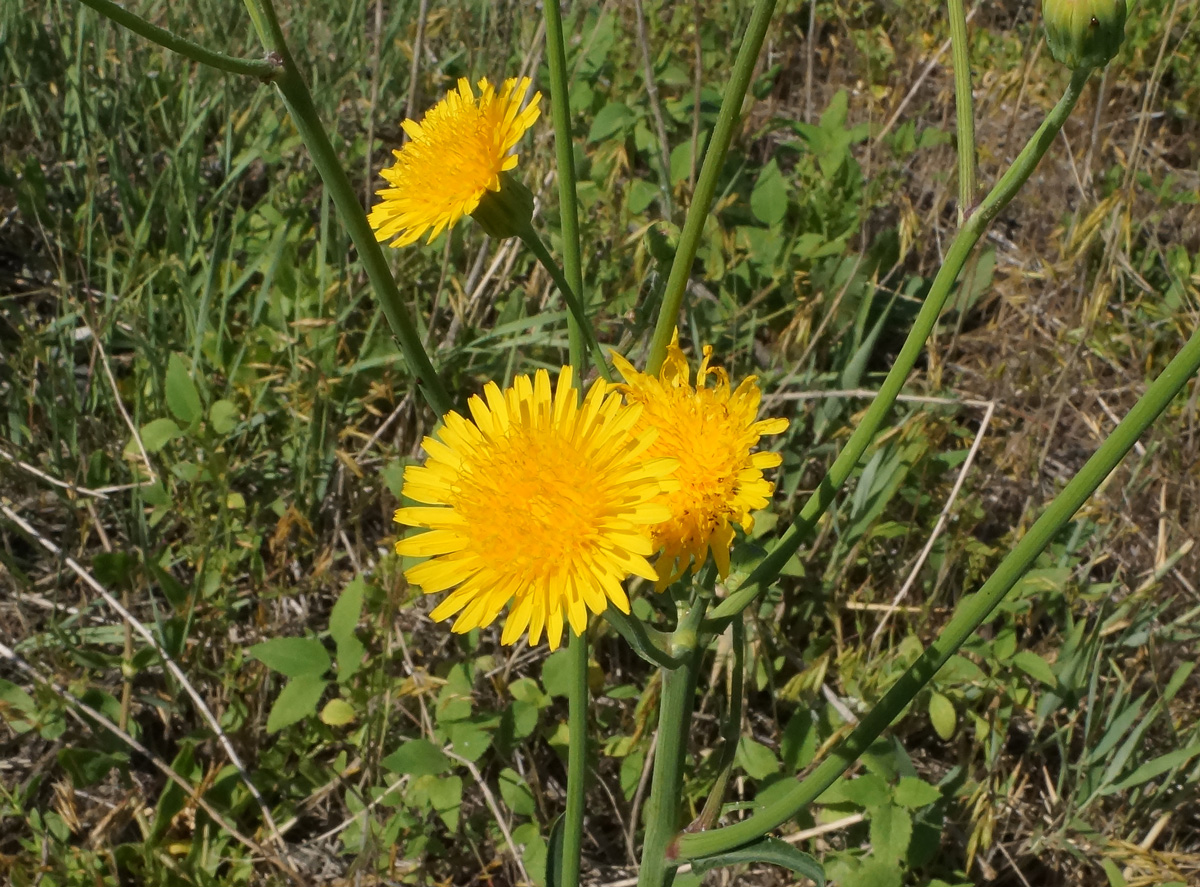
[369,77,541,247]
[614,332,789,589]
[394,367,674,650]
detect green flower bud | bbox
[1043,0,1127,70]
[470,172,534,240]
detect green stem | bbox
[680,319,1200,860]
[603,606,685,670]
[520,227,612,382]
[542,0,587,372]
[706,67,1093,631]
[561,627,589,887]
[947,0,977,226]
[637,602,707,887]
[241,0,453,417]
[77,0,278,78]
[645,0,778,374]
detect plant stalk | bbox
[637,601,707,887]
[947,0,977,225]
[707,67,1094,630]
[646,0,778,374]
[542,0,588,372]
[561,627,589,887]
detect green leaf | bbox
[0,680,38,734]
[1106,741,1200,793]
[248,637,330,678]
[869,803,912,861]
[209,399,239,434]
[545,814,566,887]
[587,102,635,143]
[541,649,573,698]
[58,748,127,787]
[854,857,903,887]
[1012,650,1057,686]
[381,739,451,777]
[330,579,366,681]
[735,736,781,780]
[929,692,956,740]
[139,418,183,454]
[447,722,493,762]
[750,159,788,226]
[266,675,326,733]
[818,773,889,808]
[319,698,356,726]
[499,767,537,816]
[893,776,942,809]
[690,837,824,884]
[428,774,463,830]
[165,353,203,426]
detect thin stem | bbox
[646,0,778,374]
[680,318,1200,859]
[561,628,589,887]
[637,601,707,887]
[542,0,587,371]
[706,67,1093,631]
[241,0,453,417]
[947,0,977,225]
[521,227,612,382]
[77,0,278,78]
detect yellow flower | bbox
[369,77,541,247]
[394,367,674,650]
[614,332,789,589]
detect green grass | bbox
[2,0,1199,885]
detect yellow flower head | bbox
[369,77,541,247]
[614,331,789,589]
[394,367,674,650]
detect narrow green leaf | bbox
[1106,741,1200,794]
[545,814,566,887]
[690,837,825,884]
[1011,650,1057,686]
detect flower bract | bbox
[614,332,789,589]
[369,77,541,247]
[394,367,674,650]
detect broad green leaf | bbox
[587,102,635,143]
[893,776,942,809]
[319,698,356,726]
[929,692,956,740]
[248,637,330,678]
[329,578,365,645]
[428,774,462,830]
[0,680,38,734]
[541,649,572,698]
[165,353,203,426]
[209,399,239,434]
[1012,650,1057,686]
[869,803,912,861]
[750,159,788,226]
[498,767,537,816]
[265,675,326,733]
[138,418,183,454]
[818,773,889,808]
[447,722,492,762]
[58,748,127,787]
[381,739,451,777]
[690,837,824,884]
[735,736,781,780]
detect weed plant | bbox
[2,0,1199,885]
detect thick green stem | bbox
[241,0,453,417]
[680,319,1200,859]
[561,628,589,887]
[542,0,587,372]
[520,228,612,382]
[706,67,1093,631]
[77,0,277,78]
[947,0,977,225]
[637,602,707,887]
[646,0,778,374]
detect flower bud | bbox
[1043,0,1126,70]
[470,172,534,240]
